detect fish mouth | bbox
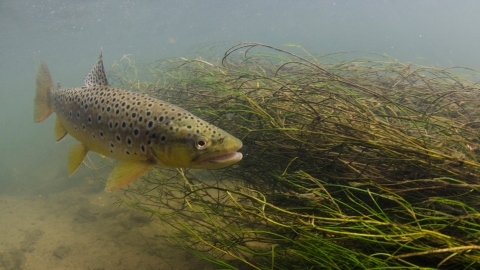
[194,139,243,169]
[205,151,243,164]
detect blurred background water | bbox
[2,0,480,193]
[1,0,480,268]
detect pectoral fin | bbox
[54,117,68,142]
[105,160,153,191]
[68,144,88,176]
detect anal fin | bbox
[68,144,88,176]
[105,160,153,191]
[54,117,68,142]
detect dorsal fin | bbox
[83,50,109,87]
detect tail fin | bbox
[34,61,54,123]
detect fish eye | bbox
[195,137,208,150]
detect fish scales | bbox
[53,86,222,161]
[34,52,243,191]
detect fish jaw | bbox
[191,136,243,169]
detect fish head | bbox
[150,121,243,169]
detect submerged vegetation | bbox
[111,43,480,269]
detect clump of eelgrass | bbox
[112,43,480,269]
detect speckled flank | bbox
[51,85,228,162]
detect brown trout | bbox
[34,52,242,191]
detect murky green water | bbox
[2,1,480,269]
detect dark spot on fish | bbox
[187,125,192,129]
[98,115,102,122]
[126,105,130,109]
[138,116,143,122]
[122,122,126,129]
[137,101,141,105]
[107,107,111,112]
[110,142,114,147]
[146,112,151,117]
[148,121,153,128]
[127,137,132,145]
[160,136,166,141]
[141,145,146,152]
[132,113,136,118]
[116,109,120,115]
[159,116,164,122]
[133,129,139,136]
[116,134,121,141]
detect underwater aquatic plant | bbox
[112,43,480,269]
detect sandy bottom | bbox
[0,181,215,270]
